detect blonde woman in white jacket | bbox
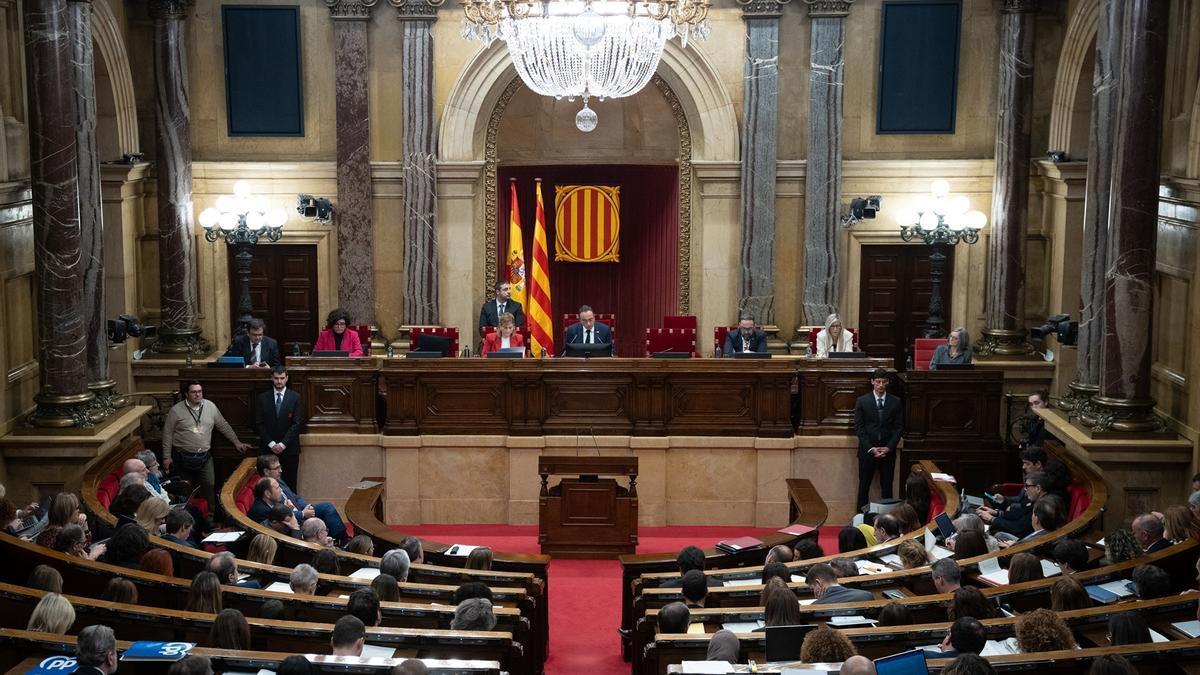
[816,313,855,357]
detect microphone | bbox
[589,427,599,456]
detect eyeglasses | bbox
[1024,484,1035,489]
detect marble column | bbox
[392,0,439,325]
[801,0,853,325]
[978,0,1037,357]
[735,0,785,325]
[327,0,376,326]
[1092,0,1168,433]
[1063,0,1122,416]
[22,0,96,427]
[68,0,119,413]
[150,0,206,354]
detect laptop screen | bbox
[874,649,929,675]
[764,624,817,662]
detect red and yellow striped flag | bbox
[527,179,554,357]
[506,180,526,308]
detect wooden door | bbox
[228,244,318,356]
[858,245,953,370]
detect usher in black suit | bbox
[256,386,305,490]
[853,389,904,510]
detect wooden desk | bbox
[899,368,1005,494]
[538,456,638,558]
[380,358,797,437]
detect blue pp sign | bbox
[25,655,77,675]
[120,641,195,661]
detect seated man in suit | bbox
[207,551,260,589]
[998,494,1065,548]
[256,366,305,491]
[563,305,613,356]
[1132,513,1170,554]
[478,280,525,338]
[723,316,768,356]
[224,318,282,368]
[162,508,196,548]
[807,562,873,604]
[980,470,1054,539]
[254,455,347,541]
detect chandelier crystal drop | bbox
[461,0,710,129]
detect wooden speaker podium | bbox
[538,456,638,558]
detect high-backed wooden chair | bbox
[351,324,373,356]
[662,315,697,330]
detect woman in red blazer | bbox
[481,313,525,355]
[312,307,363,356]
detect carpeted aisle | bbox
[397,524,841,675]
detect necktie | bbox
[743,337,750,352]
[586,329,593,344]
[275,392,282,414]
[877,397,885,413]
[499,302,505,316]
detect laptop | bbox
[934,512,956,540]
[828,351,868,358]
[764,624,816,662]
[311,350,350,357]
[486,349,525,359]
[416,334,454,357]
[874,649,929,675]
[730,351,771,359]
[211,356,245,368]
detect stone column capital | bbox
[390,0,442,21]
[326,0,378,20]
[803,0,854,18]
[148,0,192,20]
[66,0,94,6]
[1001,0,1039,14]
[738,0,789,19]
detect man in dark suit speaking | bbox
[723,316,768,355]
[225,318,282,368]
[853,368,904,511]
[478,280,526,338]
[563,305,614,356]
[256,365,305,490]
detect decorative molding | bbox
[390,0,441,20]
[92,0,139,155]
[652,75,693,315]
[482,76,693,314]
[1001,0,1039,14]
[803,0,853,18]
[1046,0,1098,153]
[147,0,191,20]
[483,77,524,302]
[326,0,378,20]
[738,0,789,18]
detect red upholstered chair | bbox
[713,326,733,355]
[1067,482,1091,522]
[929,490,946,522]
[409,327,460,356]
[644,328,697,357]
[561,313,617,332]
[914,338,944,371]
[663,315,697,330]
[351,325,372,356]
[235,474,260,514]
[96,469,122,509]
[807,326,859,354]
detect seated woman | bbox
[815,313,855,357]
[313,308,363,356]
[930,327,972,369]
[481,312,525,355]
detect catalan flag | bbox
[527,179,554,357]
[554,185,620,263]
[506,180,526,309]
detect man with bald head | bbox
[840,655,876,675]
[302,517,334,547]
[122,458,169,504]
[1133,513,1170,554]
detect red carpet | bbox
[396,524,841,675]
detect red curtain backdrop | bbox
[498,165,679,357]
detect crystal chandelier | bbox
[461,0,710,131]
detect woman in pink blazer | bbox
[481,313,525,355]
[313,308,363,356]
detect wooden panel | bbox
[4,272,35,380]
[859,245,953,370]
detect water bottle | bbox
[804,342,812,359]
[385,344,394,358]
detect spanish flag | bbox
[528,179,554,357]
[506,180,526,308]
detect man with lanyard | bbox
[162,381,252,511]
